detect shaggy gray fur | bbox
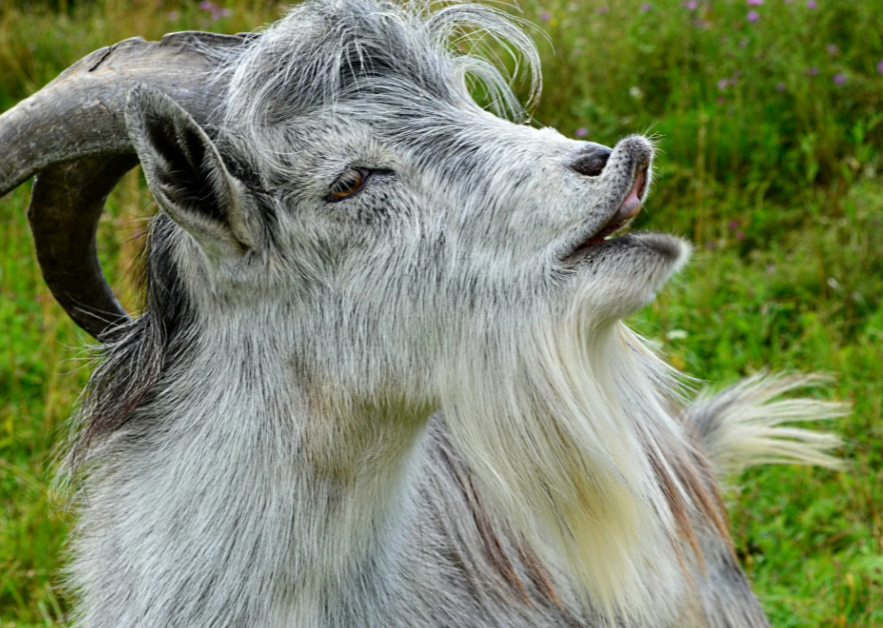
[58,2,843,627]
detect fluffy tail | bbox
[686,373,847,478]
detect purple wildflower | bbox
[806,0,817,8]
[199,1,231,21]
[736,231,745,240]
[747,10,760,22]
[684,0,698,10]
[706,241,717,250]
[747,0,763,5]
[167,11,177,20]
[575,127,588,138]
[833,73,846,85]
[877,60,883,74]
[808,66,819,76]
[776,82,786,91]
[717,96,726,104]
[641,2,652,12]
[728,220,739,230]
[540,11,551,22]
[826,44,839,55]
[597,6,609,14]
[717,78,728,89]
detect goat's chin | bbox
[568,232,690,323]
[441,310,692,623]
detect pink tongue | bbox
[616,170,644,221]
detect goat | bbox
[0,1,844,626]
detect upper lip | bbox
[560,162,649,263]
[594,164,647,238]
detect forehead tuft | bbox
[219,0,540,133]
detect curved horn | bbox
[0,31,249,340]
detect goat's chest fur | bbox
[70,407,761,628]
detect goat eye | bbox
[328,168,368,201]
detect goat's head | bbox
[170,1,687,396]
[0,0,702,621]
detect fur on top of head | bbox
[219,0,541,125]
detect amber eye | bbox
[327,168,368,201]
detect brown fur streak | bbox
[517,543,563,610]
[429,420,574,611]
[435,432,529,603]
[642,425,735,572]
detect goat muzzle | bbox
[0,31,250,340]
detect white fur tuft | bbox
[688,373,846,478]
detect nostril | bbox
[571,146,612,177]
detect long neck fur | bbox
[69,221,431,627]
[68,217,729,628]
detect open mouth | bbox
[561,163,649,264]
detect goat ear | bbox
[125,84,254,253]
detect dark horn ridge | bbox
[0,31,249,340]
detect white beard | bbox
[440,304,726,624]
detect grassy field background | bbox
[1,0,881,625]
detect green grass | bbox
[1,0,881,625]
